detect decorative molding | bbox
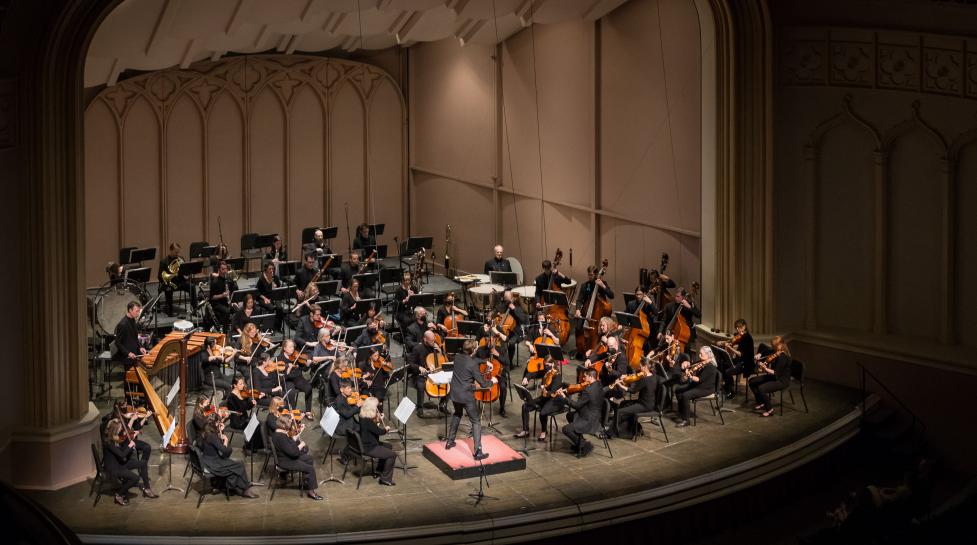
[0,78,17,149]
[781,27,977,100]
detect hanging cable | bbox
[655,1,684,280]
[528,16,547,260]
[492,0,524,264]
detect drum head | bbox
[94,281,148,336]
[472,274,491,285]
[512,285,536,298]
[173,319,194,332]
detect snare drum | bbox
[469,284,503,309]
[173,319,194,333]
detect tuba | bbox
[161,257,183,288]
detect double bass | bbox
[665,281,699,353]
[624,295,653,370]
[574,258,611,355]
[544,249,572,345]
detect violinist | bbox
[208,259,233,332]
[226,376,264,451]
[159,242,196,317]
[235,322,265,374]
[657,287,701,350]
[352,223,375,256]
[102,419,158,505]
[191,395,212,439]
[444,339,497,461]
[435,292,468,334]
[107,401,153,461]
[271,413,323,500]
[598,336,630,392]
[201,337,233,399]
[394,271,417,332]
[295,304,326,349]
[311,329,339,371]
[404,306,435,353]
[265,397,285,437]
[574,265,615,321]
[256,262,285,330]
[514,355,566,442]
[361,349,392,401]
[484,244,511,275]
[533,259,571,305]
[294,253,319,302]
[555,367,604,458]
[406,330,440,416]
[749,336,791,417]
[359,397,397,486]
[329,356,359,403]
[279,340,314,419]
[200,414,260,498]
[613,358,659,438]
[254,354,284,407]
[721,319,755,399]
[673,346,719,427]
[352,317,384,348]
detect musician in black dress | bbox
[358,397,397,486]
[208,260,233,332]
[264,235,286,264]
[393,271,416,332]
[721,319,756,398]
[106,401,153,461]
[201,337,233,399]
[444,339,497,460]
[256,262,285,330]
[657,287,701,351]
[271,414,322,500]
[673,346,719,427]
[231,294,258,336]
[101,420,158,506]
[199,415,259,498]
[280,340,314,418]
[113,301,145,371]
[334,379,362,464]
[158,242,196,317]
[483,244,511,275]
[254,355,285,408]
[613,358,659,438]
[514,356,566,441]
[534,259,571,305]
[225,376,263,451]
[556,368,604,458]
[749,336,791,417]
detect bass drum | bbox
[93,281,149,337]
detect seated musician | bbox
[265,235,286,264]
[514,355,566,442]
[102,419,158,506]
[340,252,374,295]
[201,337,233,399]
[598,336,630,394]
[555,368,604,458]
[328,356,359,402]
[534,259,571,305]
[475,324,512,418]
[358,397,397,486]
[231,294,258,336]
[393,271,417,332]
[613,358,660,438]
[673,346,720,427]
[256,262,285,330]
[339,278,363,326]
[657,287,701,351]
[294,253,319,302]
[208,260,233,332]
[254,354,285,407]
[627,286,659,351]
[435,292,468,333]
[271,414,323,500]
[721,319,755,399]
[303,229,330,257]
[234,322,264,375]
[109,401,154,462]
[404,306,435,354]
[191,395,212,439]
[311,328,338,370]
[584,316,623,360]
[334,378,363,465]
[361,349,391,401]
[406,331,440,416]
[226,376,263,452]
[484,244,511,275]
[749,336,791,417]
[208,242,229,273]
[525,310,560,348]
[280,340,314,419]
[352,223,376,256]
[158,242,196,317]
[295,303,325,349]
[199,414,260,498]
[112,301,145,372]
[574,265,614,322]
[353,317,383,348]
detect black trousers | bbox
[447,399,482,453]
[287,376,313,412]
[749,375,786,410]
[132,438,151,461]
[163,278,196,313]
[521,396,565,432]
[675,381,713,420]
[277,453,317,491]
[367,446,396,482]
[200,365,232,399]
[616,401,654,438]
[110,456,151,494]
[561,413,590,450]
[211,300,231,332]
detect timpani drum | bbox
[512,285,537,312]
[93,280,150,337]
[469,283,503,309]
[472,273,491,285]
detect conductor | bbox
[444,339,497,461]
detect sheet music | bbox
[165,378,180,407]
[394,397,416,426]
[319,406,340,437]
[428,370,453,384]
[161,413,178,448]
[243,412,260,442]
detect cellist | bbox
[435,292,468,335]
[657,287,701,354]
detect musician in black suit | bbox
[271,414,322,500]
[673,346,720,427]
[444,339,497,460]
[403,306,434,354]
[294,304,324,349]
[113,301,145,371]
[352,223,376,256]
[483,244,512,275]
[101,420,157,506]
[657,288,701,351]
[613,358,660,438]
[294,253,319,301]
[158,242,196,317]
[721,319,756,398]
[749,336,792,417]
[407,331,440,415]
[208,260,233,332]
[533,259,571,305]
[556,367,604,458]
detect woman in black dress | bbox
[358,397,397,486]
[225,376,263,451]
[101,420,158,506]
[199,414,259,498]
[271,414,323,500]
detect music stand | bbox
[367,244,389,259]
[353,297,380,317]
[255,233,278,249]
[535,343,564,362]
[250,313,276,335]
[317,407,344,485]
[392,395,418,474]
[320,226,339,240]
[125,267,151,284]
[444,337,466,355]
[119,246,138,265]
[614,311,642,330]
[623,293,636,307]
[353,272,379,292]
[230,288,258,306]
[343,325,366,345]
[490,271,518,288]
[511,384,538,456]
[405,293,435,311]
[457,320,483,337]
[405,236,433,254]
[355,344,383,365]
[318,253,342,269]
[316,280,341,297]
[279,260,300,278]
[269,285,294,303]
[225,257,246,272]
[318,298,341,320]
[368,224,385,237]
[129,247,157,265]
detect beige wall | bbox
[83,55,406,287]
[410,0,702,302]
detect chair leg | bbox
[780,390,784,416]
[789,389,795,405]
[692,401,697,426]
[659,412,669,443]
[184,471,194,499]
[800,387,809,413]
[356,458,364,490]
[270,470,277,501]
[716,400,725,425]
[197,485,205,509]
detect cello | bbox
[473,358,501,403]
[574,258,611,356]
[544,249,572,345]
[424,345,450,398]
[664,282,699,353]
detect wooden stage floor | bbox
[29,374,863,543]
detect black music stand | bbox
[490,271,518,288]
[269,285,295,303]
[622,293,636,307]
[125,267,151,284]
[405,236,433,254]
[301,227,321,244]
[368,224,385,237]
[250,313,276,335]
[278,260,300,278]
[535,343,564,361]
[129,247,157,265]
[615,311,642,330]
[511,384,538,456]
[119,246,138,265]
[353,297,380,318]
[318,298,341,321]
[365,244,388,260]
[320,226,339,240]
[230,288,258,306]
[318,253,342,269]
[316,280,341,297]
[445,337,466,355]
[344,325,366,345]
[255,233,278,250]
[189,242,212,259]
[225,257,246,272]
[353,272,379,292]
[541,290,570,307]
[457,320,483,337]
[355,344,383,365]
[405,293,435,312]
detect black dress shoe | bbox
[725,392,736,400]
[473,450,489,461]
[307,492,324,501]
[498,410,507,418]
[576,442,594,458]
[378,479,396,486]
[141,488,158,499]
[444,440,456,450]
[114,494,129,506]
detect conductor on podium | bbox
[444,339,497,461]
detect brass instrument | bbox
[160,257,183,288]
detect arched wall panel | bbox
[956,143,977,348]
[83,55,406,287]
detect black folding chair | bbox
[89,444,122,507]
[267,435,306,500]
[341,429,379,490]
[691,371,725,426]
[185,446,230,508]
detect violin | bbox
[203,405,237,419]
[347,393,369,405]
[720,331,745,358]
[559,382,587,396]
[285,350,310,366]
[614,370,648,388]
[371,330,386,345]
[279,407,303,422]
[239,388,264,399]
[249,332,274,349]
[540,368,560,397]
[340,367,364,380]
[312,315,326,329]
[370,352,393,373]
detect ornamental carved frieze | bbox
[878,44,919,90]
[923,48,962,95]
[781,41,825,85]
[831,42,873,86]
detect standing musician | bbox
[352,223,376,256]
[231,294,258,336]
[720,319,755,399]
[394,271,417,333]
[574,265,615,338]
[294,253,319,302]
[280,340,314,419]
[749,336,791,417]
[102,419,159,506]
[200,414,260,498]
[444,339,497,461]
[555,367,604,458]
[627,286,659,351]
[406,330,440,416]
[657,287,701,351]
[256,262,285,330]
[201,337,234,399]
[613,358,659,438]
[159,242,197,317]
[673,346,720,428]
[514,355,566,442]
[534,259,571,305]
[208,260,233,332]
[484,244,512,275]
[358,398,397,486]
[265,235,287,265]
[271,414,323,500]
[113,301,145,371]
[226,376,264,451]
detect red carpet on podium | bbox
[422,435,527,480]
